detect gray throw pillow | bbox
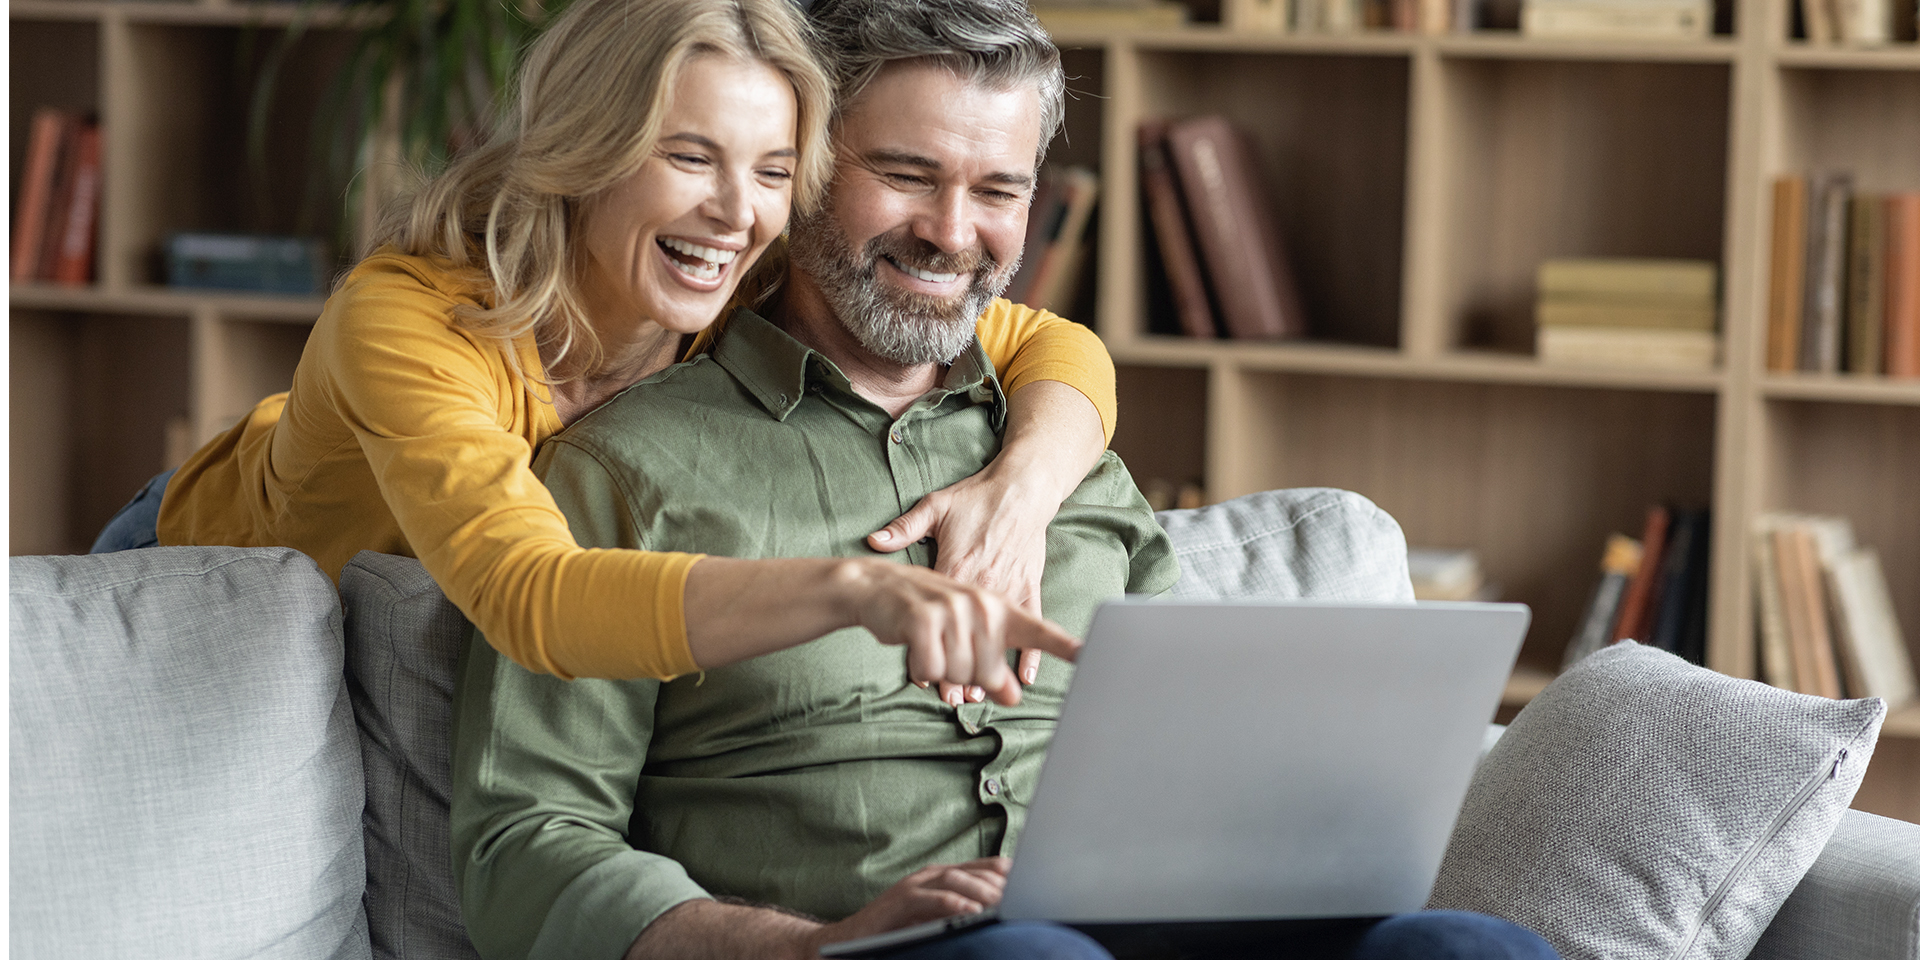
[1156,488,1414,602]
[341,551,482,960]
[1428,641,1886,960]
[10,547,370,960]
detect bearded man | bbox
[449,2,1559,960]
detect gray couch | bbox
[12,489,1919,960]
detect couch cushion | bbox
[1156,488,1415,603]
[10,546,370,960]
[341,551,481,960]
[1746,809,1920,960]
[1428,640,1885,960]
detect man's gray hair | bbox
[805,0,1066,165]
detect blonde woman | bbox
[121,0,1117,694]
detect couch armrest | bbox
[1746,809,1920,960]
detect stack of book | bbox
[165,234,332,297]
[1003,166,1099,316]
[1766,174,1920,377]
[1534,258,1720,370]
[11,108,104,287]
[1520,0,1712,40]
[1562,506,1711,669]
[1138,117,1308,341]
[1752,513,1915,706]
[1407,548,1490,601]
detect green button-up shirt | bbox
[451,309,1178,960]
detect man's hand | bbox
[803,858,1011,956]
[624,859,1011,960]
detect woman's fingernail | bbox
[946,688,964,706]
[872,530,892,542]
[1023,664,1038,684]
[968,686,985,702]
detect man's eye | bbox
[884,172,926,187]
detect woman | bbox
[138,0,1117,700]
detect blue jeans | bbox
[880,912,1557,960]
[89,468,175,553]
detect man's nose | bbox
[913,187,978,255]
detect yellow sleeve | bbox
[973,299,1117,442]
[317,267,703,680]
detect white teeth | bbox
[659,237,735,283]
[891,258,960,283]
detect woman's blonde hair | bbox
[370,0,832,383]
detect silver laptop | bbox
[820,598,1529,958]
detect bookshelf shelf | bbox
[1760,374,1920,405]
[1432,34,1742,62]
[9,284,326,322]
[9,0,382,28]
[1771,45,1920,69]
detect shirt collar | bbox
[712,307,1005,428]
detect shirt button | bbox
[778,392,789,405]
[889,429,904,444]
[984,779,1001,796]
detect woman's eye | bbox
[758,167,794,182]
[670,153,711,167]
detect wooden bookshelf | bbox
[9,0,1918,817]
[1067,4,1919,818]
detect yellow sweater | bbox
[158,250,1116,680]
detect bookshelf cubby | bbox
[9,0,1919,818]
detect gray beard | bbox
[787,208,1019,366]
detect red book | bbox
[1139,120,1217,338]
[50,122,102,287]
[1165,115,1307,341]
[1887,193,1920,378]
[11,109,74,282]
[1612,505,1671,645]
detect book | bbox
[165,234,331,296]
[1772,523,1844,699]
[1846,194,1887,375]
[1649,508,1707,659]
[1520,0,1711,38]
[1612,506,1671,645]
[1003,172,1059,305]
[1536,327,1718,369]
[35,116,84,285]
[1767,176,1810,372]
[1562,533,1643,670]
[50,121,103,287]
[1752,526,1796,691]
[11,109,73,283]
[1832,0,1892,41]
[1223,0,1291,30]
[1025,166,1100,314]
[1826,548,1916,707]
[1535,301,1717,330]
[1407,547,1485,601]
[1165,116,1308,341]
[1537,257,1718,302]
[1802,0,1838,41]
[1139,121,1218,338]
[1800,172,1853,373]
[1888,192,1920,378]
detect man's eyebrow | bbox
[660,132,797,159]
[865,148,1034,189]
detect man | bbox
[452,2,1558,959]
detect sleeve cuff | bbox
[526,850,713,960]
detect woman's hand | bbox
[867,380,1108,706]
[683,556,1079,705]
[866,461,1052,705]
[834,559,1078,706]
